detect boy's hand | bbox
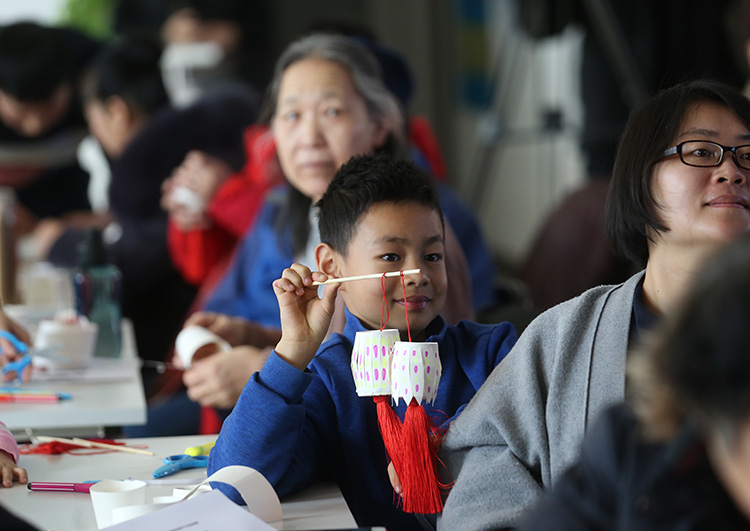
[272,264,339,371]
[388,462,402,496]
[0,450,27,487]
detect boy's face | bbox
[328,201,447,340]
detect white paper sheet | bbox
[104,490,274,531]
[30,357,140,382]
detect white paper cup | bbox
[90,479,147,529]
[170,185,206,212]
[33,319,98,369]
[175,325,231,368]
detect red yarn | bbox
[399,400,443,514]
[373,395,402,469]
[20,439,126,455]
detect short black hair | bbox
[83,33,168,116]
[317,154,444,257]
[0,22,74,101]
[649,232,750,440]
[606,79,750,266]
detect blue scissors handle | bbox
[0,331,28,354]
[152,454,208,478]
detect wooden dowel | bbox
[312,269,420,286]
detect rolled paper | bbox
[170,185,206,212]
[391,341,441,405]
[175,325,232,369]
[350,329,400,397]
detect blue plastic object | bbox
[152,454,208,478]
[0,332,30,383]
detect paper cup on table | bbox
[175,326,231,369]
[89,479,147,529]
[33,318,98,369]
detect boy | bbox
[207,154,517,530]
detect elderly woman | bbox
[520,232,750,530]
[439,79,750,530]
[175,33,476,411]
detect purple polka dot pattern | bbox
[390,341,441,406]
[351,330,399,397]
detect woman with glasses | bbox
[439,79,750,530]
[519,233,750,530]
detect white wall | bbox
[0,0,65,24]
[451,1,587,268]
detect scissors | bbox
[152,454,208,478]
[0,332,68,383]
[0,331,29,383]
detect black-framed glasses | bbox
[660,140,750,170]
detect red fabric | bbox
[167,125,281,287]
[399,401,443,514]
[20,439,126,455]
[408,116,447,182]
[199,405,223,435]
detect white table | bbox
[0,434,357,530]
[0,320,146,437]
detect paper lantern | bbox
[350,329,400,397]
[390,341,441,405]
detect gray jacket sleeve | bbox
[438,273,641,530]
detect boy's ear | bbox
[315,243,341,278]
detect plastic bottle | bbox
[73,229,122,358]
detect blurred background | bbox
[1,0,747,316]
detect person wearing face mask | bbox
[439,79,750,530]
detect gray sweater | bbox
[439,271,645,530]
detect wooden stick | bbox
[36,435,155,456]
[312,269,420,286]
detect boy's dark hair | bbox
[317,153,444,257]
[0,22,74,101]
[606,79,750,267]
[83,33,168,116]
[633,232,750,443]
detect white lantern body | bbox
[391,341,441,405]
[351,329,400,397]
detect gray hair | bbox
[260,33,405,153]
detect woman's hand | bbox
[183,312,280,348]
[0,450,27,487]
[182,346,272,408]
[272,264,339,371]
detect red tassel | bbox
[399,399,443,514]
[373,395,403,472]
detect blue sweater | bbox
[203,184,496,320]
[208,310,517,530]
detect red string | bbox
[19,439,135,456]
[380,272,390,331]
[400,271,412,342]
